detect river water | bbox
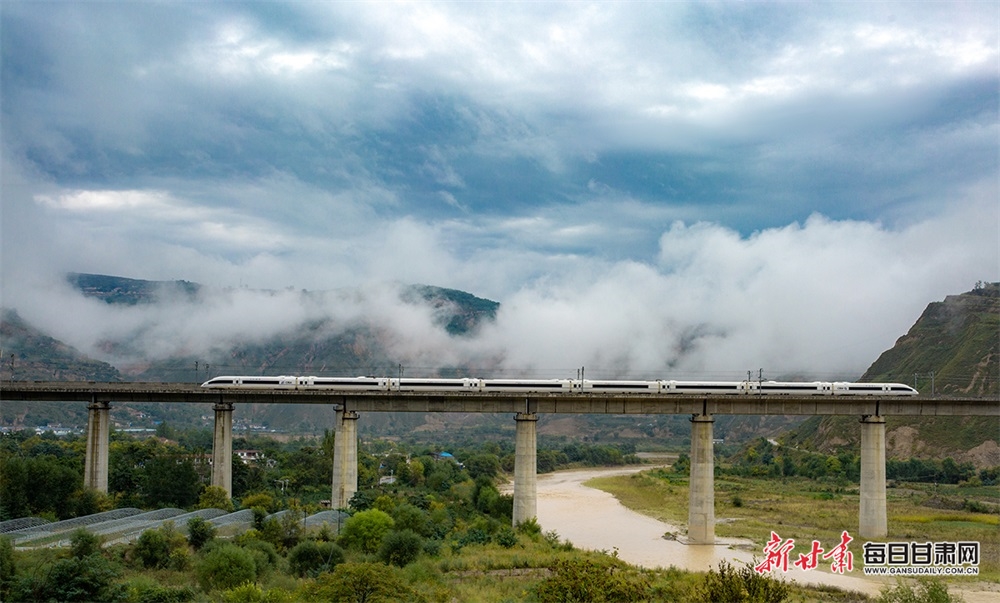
[523,466,996,602]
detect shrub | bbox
[70,528,103,559]
[301,562,411,603]
[422,538,442,557]
[534,558,652,603]
[169,546,192,571]
[122,575,196,603]
[457,526,491,547]
[218,581,292,603]
[288,539,345,577]
[516,516,542,537]
[876,579,962,603]
[197,543,258,592]
[697,559,790,603]
[240,538,280,574]
[495,526,519,548]
[378,530,423,567]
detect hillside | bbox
[783,283,1000,469]
[863,281,999,396]
[0,309,124,382]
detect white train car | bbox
[750,381,831,395]
[394,378,480,392]
[579,380,662,393]
[201,375,299,388]
[666,381,748,395]
[309,377,390,391]
[833,382,917,396]
[479,379,574,393]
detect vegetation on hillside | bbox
[862,282,999,396]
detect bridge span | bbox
[2,381,997,543]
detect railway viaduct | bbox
[2,382,997,543]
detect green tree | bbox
[377,529,423,567]
[0,536,15,601]
[391,503,431,537]
[287,539,344,577]
[11,554,123,602]
[143,455,202,508]
[463,453,501,480]
[338,509,394,554]
[134,528,172,569]
[199,485,235,512]
[235,537,280,576]
[260,509,304,552]
[240,492,277,513]
[404,458,425,487]
[1,455,80,519]
[109,439,203,508]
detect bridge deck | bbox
[1,382,996,416]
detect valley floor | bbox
[537,465,1000,603]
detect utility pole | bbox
[913,372,936,395]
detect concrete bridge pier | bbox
[84,399,111,492]
[859,415,887,538]
[512,412,539,527]
[211,401,235,497]
[688,413,715,544]
[331,408,360,509]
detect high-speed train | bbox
[201,376,918,396]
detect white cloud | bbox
[8,176,993,383]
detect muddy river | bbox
[521,465,996,602]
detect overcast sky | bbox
[1,2,997,380]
